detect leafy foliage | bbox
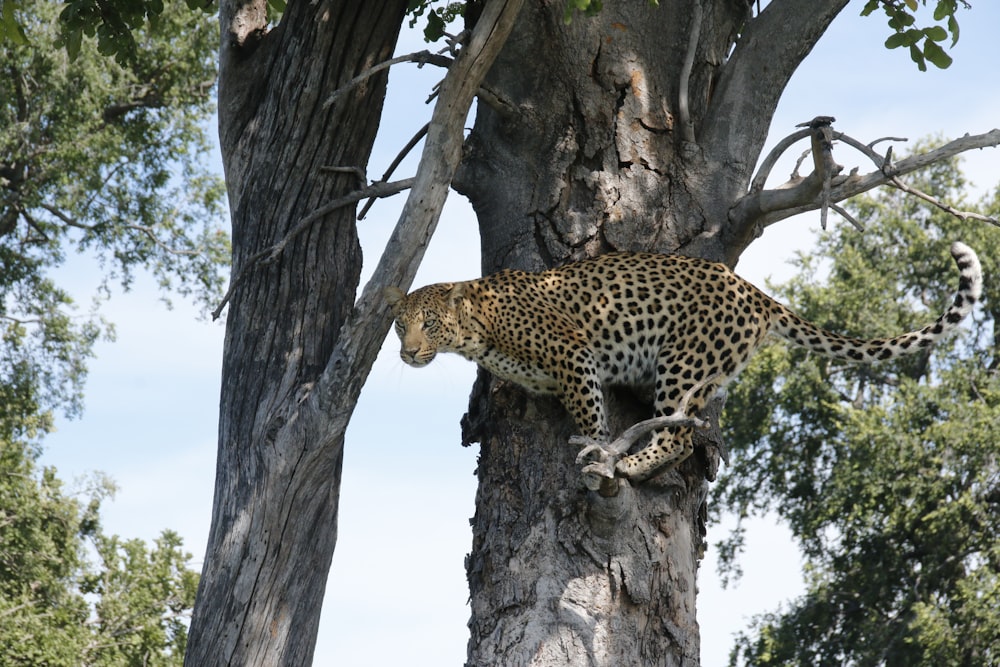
[1,1,228,422]
[715,150,1000,666]
[406,0,469,42]
[55,0,216,65]
[0,7,216,656]
[862,0,970,70]
[0,433,198,666]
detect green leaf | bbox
[947,14,959,46]
[860,0,880,17]
[65,27,82,60]
[885,32,906,49]
[923,39,953,69]
[1,0,29,45]
[909,43,928,71]
[933,0,956,21]
[923,25,948,42]
[423,8,444,41]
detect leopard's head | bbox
[384,283,463,367]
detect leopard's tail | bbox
[771,241,982,363]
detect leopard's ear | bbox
[383,286,407,312]
[446,283,464,309]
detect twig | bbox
[0,314,43,326]
[319,165,367,187]
[211,177,415,320]
[322,51,453,109]
[830,203,866,232]
[358,123,429,220]
[127,224,200,256]
[40,203,204,256]
[40,203,92,230]
[889,176,1000,226]
[750,128,810,192]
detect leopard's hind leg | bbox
[614,349,721,481]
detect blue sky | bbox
[39,4,1000,666]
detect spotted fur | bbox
[385,242,982,481]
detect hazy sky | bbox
[39,4,1000,666]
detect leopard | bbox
[384,242,982,484]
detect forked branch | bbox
[307,0,526,438]
[571,373,722,488]
[730,123,1000,249]
[210,177,414,320]
[322,51,453,109]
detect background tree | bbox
[1,0,227,424]
[0,1,224,661]
[43,0,986,664]
[715,152,1000,666]
[1,416,199,665]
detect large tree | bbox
[177,0,999,664]
[1,1,223,662]
[716,155,1000,666]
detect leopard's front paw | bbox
[575,443,619,487]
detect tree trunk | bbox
[185,2,408,664]
[455,1,847,663]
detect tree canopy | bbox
[5,1,996,665]
[1,0,227,423]
[715,151,1000,665]
[0,2,224,661]
[1,427,199,665]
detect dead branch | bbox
[210,177,414,320]
[358,123,429,220]
[126,223,201,256]
[750,128,811,192]
[572,372,723,478]
[307,0,526,445]
[319,165,367,187]
[796,116,841,230]
[830,203,866,232]
[322,51,453,109]
[732,125,1000,237]
[888,176,1000,226]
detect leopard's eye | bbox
[395,320,405,336]
[422,313,439,332]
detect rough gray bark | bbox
[186,1,523,664]
[185,2,409,664]
[454,1,850,664]
[186,0,998,664]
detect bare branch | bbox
[830,203,866,232]
[796,116,841,230]
[358,123,429,220]
[318,165,367,187]
[757,128,1000,227]
[211,177,415,320]
[0,314,43,326]
[888,176,1000,227]
[322,51,453,109]
[732,126,1000,238]
[40,203,92,230]
[307,0,526,441]
[125,224,201,256]
[750,128,811,192]
[571,372,723,485]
